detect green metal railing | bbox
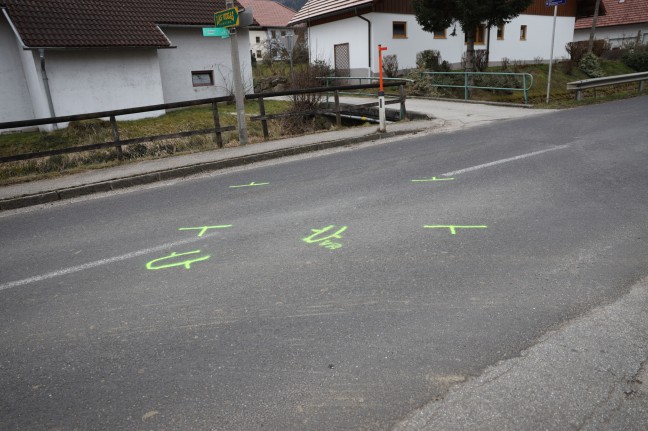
[420,71,534,104]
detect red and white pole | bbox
[378,44,388,132]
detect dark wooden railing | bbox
[0,81,408,164]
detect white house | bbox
[574,0,648,47]
[238,0,297,61]
[0,0,253,128]
[289,0,580,76]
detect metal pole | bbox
[546,5,558,104]
[378,44,387,133]
[226,0,248,145]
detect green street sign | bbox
[214,7,239,28]
[202,27,229,38]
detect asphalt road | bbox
[1,96,647,430]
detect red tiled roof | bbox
[237,0,294,27]
[289,0,373,25]
[575,0,648,29]
[1,0,246,48]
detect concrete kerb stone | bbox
[0,128,425,211]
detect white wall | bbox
[308,16,372,76]
[309,12,575,74]
[44,49,165,120]
[158,26,254,103]
[574,24,647,47]
[249,29,267,59]
[0,13,35,124]
[489,15,574,64]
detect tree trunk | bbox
[465,28,476,72]
[588,0,602,53]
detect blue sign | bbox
[546,0,566,5]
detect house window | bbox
[255,36,261,43]
[393,21,407,38]
[191,71,213,87]
[271,30,276,39]
[256,50,262,58]
[281,30,286,36]
[497,24,505,40]
[434,29,446,39]
[520,25,527,40]
[465,25,486,44]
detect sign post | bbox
[378,44,388,133]
[545,0,566,104]
[217,3,248,145]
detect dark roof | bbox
[1,0,246,48]
[575,0,648,29]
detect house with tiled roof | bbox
[0,0,253,127]
[238,0,297,61]
[574,0,648,47]
[289,0,581,76]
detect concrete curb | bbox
[0,128,425,211]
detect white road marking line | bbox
[0,233,222,292]
[442,144,571,177]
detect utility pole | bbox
[226,0,248,145]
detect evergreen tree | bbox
[412,0,533,71]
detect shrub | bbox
[310,59,333,84]
[560,59,574,75]
[579,52,605,77]
[461,50,488,71]
[566,40,608,64]
[416,50,441,70]
[622,44,648,71]
[382,54,399,78]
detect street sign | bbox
[214,7,239,28]
[545,0,566,6]
[202,27,229,38]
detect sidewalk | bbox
[0,98,553,211]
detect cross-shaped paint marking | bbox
[178,225,233,237]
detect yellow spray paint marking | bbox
[229,182,269,188]
[146,250,211,270]
[178,225,232,237]
[303,225,347,250]
[424,225,488,235]
[411,177,455,182]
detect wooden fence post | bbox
[110,115,123,160]
[334,90,341,128]
[258,97,269,140]
[211,101,223,148]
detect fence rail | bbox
[420,71,534,104]
[566,71,648,100]
[0,81,408,164]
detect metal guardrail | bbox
[420,71,534,104]
[567,71,648,101]
[0,81,409,164]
